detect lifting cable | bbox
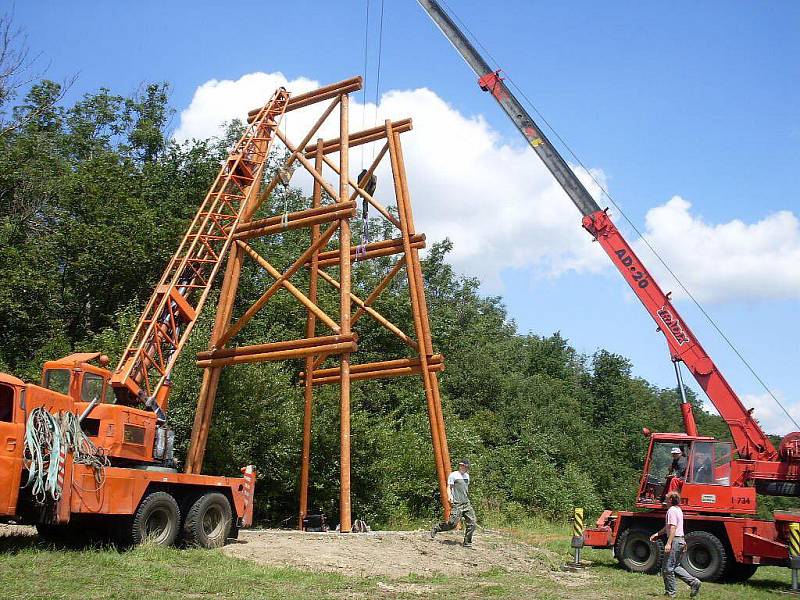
[361,0,371,170]
[372,0,386,155]
[437,0,799,430]
[358,0,386,258]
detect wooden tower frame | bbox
[183,77,450,532]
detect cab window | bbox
[0,384,13,422]
[712,442,733,485]
[689,441,732,486]
[647,442,683,483]
[81,373,105,403]
[639,441,688,504]
[103,382,116,404]
[44,369,71,395]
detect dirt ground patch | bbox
[0,524,34,538]
[223,528,565,579]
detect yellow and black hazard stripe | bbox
[789,522,800,558]
[573,508,584,538]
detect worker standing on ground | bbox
[430,459,477,548]
[650,491,701,598]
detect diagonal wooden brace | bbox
[321,148,401,228]
[244,95,341,221]
[236,240,340,333]
[316,269,418,350]
[216,223,339,347]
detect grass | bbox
[508,523,792,599]
[0,536,369,600]
[0,523,794,599]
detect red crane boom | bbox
[415,0,779,462]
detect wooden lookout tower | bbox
[182,77,451,532]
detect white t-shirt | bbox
[448,470,470,504]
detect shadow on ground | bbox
[0,525,126,553]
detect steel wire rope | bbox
[355,0,385,261]
[361,0,371,170]
[358,0,373,258]
[435,0,799,430]
[372,0,386,160]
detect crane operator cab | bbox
[40,353,173,467]
[637,433,754,514]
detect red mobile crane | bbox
[0,86,294,546]
[417,0,800,582]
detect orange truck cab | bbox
[0,353,255,548]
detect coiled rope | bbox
[23,407,109,504]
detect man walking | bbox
[430,459,476,548]
[650,491,701,597]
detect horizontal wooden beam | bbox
[246,77,362,123]
[304,119,413,157]
[234,206,355,241]
[197,339,357,369]
[236,202,355,235]
[197,334,356,361]
[314,234,425,268]
[301,355,443,380]
[303,361,445,386]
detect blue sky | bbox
[11,1,800,434]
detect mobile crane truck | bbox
[0,86,302,547]
[417,0,800,583]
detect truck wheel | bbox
[131,491,181,546]
[681,530,728,581]
[724,561,758,583]
[615,528,664,574]
[183,492,232,548]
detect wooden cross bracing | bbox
[181,77,451,532]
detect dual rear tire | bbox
[131,491,181,546]
[183,492,233,548]
[129,490,232,548]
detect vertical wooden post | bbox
[386,121,450,516]
[394,132,452,475]
[338,94,352,533]
[298,140,324,528]
[185,244,244,473]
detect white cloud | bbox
[741,391,799,437]
[174,72,800,302]
[173,72,319,143]
[173,72,607,291]
[634,197,800,303]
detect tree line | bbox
[1,81,791,526]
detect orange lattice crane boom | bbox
[112,88,290,413]
[0,85,300,547]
